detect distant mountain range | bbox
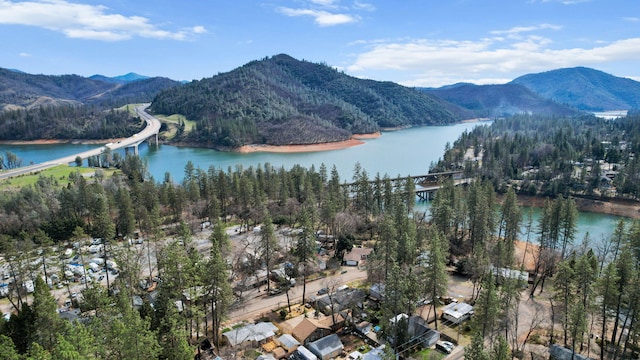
[1,56,639,145]
[89,72,150,84]
[510,67,640,111]
[0,68,180,111]
[420,67,640,115]
[419,83,581,118]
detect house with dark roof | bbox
[315,288,366,316]
[549,344,592,360]
[369,283,385,301]
[307,334,344,360]
[408,315,440,347]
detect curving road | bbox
[0,104,160,180]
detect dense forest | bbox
[149,54,464,147]
[431,112,640,200]
[0,105,144,141]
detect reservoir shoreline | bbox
[515,194,640,220]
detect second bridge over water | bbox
[342,170,472,201]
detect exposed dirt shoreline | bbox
[235,133,381,153]
[516,194,640,220]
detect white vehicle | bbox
[106,260,117,270]
[23,280,34,294]
[436,341,455,354]
[67,264,84,276]
[64,270,75,279]
[90,258,105,265]
[88,263,101,273]
[89,244,104,253]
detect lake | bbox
[0,121,627,244]
[415,202,626,249]
[1,122,483,182]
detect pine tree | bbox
[207,241,233,349]
[31,277,64,351]
[422,228,448,330]
[259,214,279,293]
[472,274,499,341]
[295,210,317,305]
[0,335,20,360]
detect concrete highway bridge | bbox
[0,104,160,180]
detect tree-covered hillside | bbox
[90,77,180,108]
[0,105,144,140]
[0,67,181,111]
[420,83,582,118]
[510,67,640,111]
[150,54,465,147]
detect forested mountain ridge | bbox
[0,68,180,140]
[510,66,640,111]
[0,67,181,111]
[419,83,583,118]
[149,54,467,147]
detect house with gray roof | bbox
[222,322,278,347]
[307,334,344,360]
[441,302,474,324]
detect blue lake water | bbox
[0,120,628,244]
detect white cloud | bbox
[192,26,207,34]
[353,1,375,11]
[309,0,338,6]
[490,23,562,36]
[623,17,639,22]
[347,34,640,87]
[19,52,31,57]
[0,0,205,41]
[278,7,358,26]
[277,0,372,26]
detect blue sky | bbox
[1,0,638,87]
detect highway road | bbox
[0,104,161,180]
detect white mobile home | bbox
[441,302,474,324]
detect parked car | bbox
[317,287,329,295]
[436,341,455,354]
[268,288,283,296]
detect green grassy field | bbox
[0,165,117,190]
[155,114,196,130]
[153,113,197,140]
[412,348,446,360]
